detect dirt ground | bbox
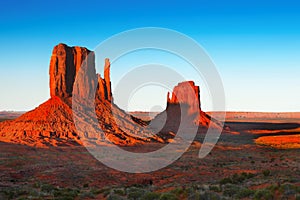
[0,119,299,199]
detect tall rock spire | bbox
[104,58,112,101]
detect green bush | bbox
[220,177,232,185]
[53,188,79,200]
[254,189,274,200]
[41,184,56,193]
[159,193,178,200]
[236,188,254,198]
[113,188,126,196]
[262,169,271,177]
[209,185,221,192]
[107,194,125,200]
[199,191,221,200]
[171,187,188,198]
[127,187,146,200]
[142,192,160,200]
[223,184,240,197]
[220,173,255,185]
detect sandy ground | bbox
[0,116,299,199]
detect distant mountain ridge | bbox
[0,111,25,120]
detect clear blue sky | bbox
[0,0,300,112]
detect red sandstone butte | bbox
[0,43,221,147]
[0,44,162,147]
[151,81,222,135]
[167,81,201,116]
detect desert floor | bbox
[0,118,299,199]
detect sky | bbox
[0,0,300,112]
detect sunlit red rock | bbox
[0,44,162,147]
[167,81,201,116]
[0,43,223,147]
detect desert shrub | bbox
[3,188,29,200]
[220,177,232,185]
[113,188,126,196]
[199,191,221,200]
[171,187,188,198]
[79,191,96,199]
[159,193,178,200]
[53,188,79,200]
[141,192,160,200]
[209,185,221,192]
[236,188,255,198]
[33,182,41,188]
[266,184,279,193]
[232,173,247,183]
[254,189,274,200]
[107,193,126,200]
[279,183,298,195]
[187,191,201,200]
[244,172,255,179]
[127,187,146,200]
[220,173,255,185]
[89,188,102,195]
[262,169,271,177]
[98,187,111,197]
[223,184,240,197]
[41,183,56,193]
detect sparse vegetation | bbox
[220,172,255,185]
[262,169,271,177]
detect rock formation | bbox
[49,44,94,99]
[104,58,112,101]
[0,43,162,147]
[167,81,201,116]
[151,80,222,137]
[0,43,222,147]
[96,59,112,101]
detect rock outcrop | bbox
[96,58,112,101]
[0,43,222,147]
[49,44,93,99]
[151,80,222,136]
[104,58,112,101]
[0,43,162,147]
[167,81,201,116]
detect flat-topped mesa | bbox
[167,81,201,115]
[49,43,112,102]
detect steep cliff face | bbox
[167,81,201,116]
[151,80,221,136]
[49,44,93,98]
